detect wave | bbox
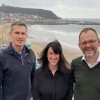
[27,24,100,50]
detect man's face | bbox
[10,25,27,48]
[79,30,100,58]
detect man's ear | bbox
[78,42,80,48]
[98,38,100,47]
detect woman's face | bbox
[47,47,60,67]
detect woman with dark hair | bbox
[33,40,73,100]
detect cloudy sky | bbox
[0,0,100,18]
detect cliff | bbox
[0,4,60,19]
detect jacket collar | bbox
[4,42,30,56]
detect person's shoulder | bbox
[29,48,35,54]
[34,67,43,79]
[0,48,4,54]
[0,47,9,56]
[29,48,36,57]
[36,67,42,71]
[27,48,36,60]
[71,56,83,70]
[35,67,42,74]
[71,56,82,63]
[0,47,9,62]
[0,49,4,60]
[25,46,34,54]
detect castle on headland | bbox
[0,4,68,25]
[0,4,100,25]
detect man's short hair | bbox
[11,21,27,32]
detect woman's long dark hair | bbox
[40,40,70,75]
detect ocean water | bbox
[28,24,100,51]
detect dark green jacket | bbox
[71,56,100,100]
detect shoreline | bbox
[0,24,82,62]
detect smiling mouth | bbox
[85,48,93,51]
[86,50,92,51]
[17,40,23,42]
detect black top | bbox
[33,67,73,100]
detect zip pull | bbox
[21,55,24,65]
[22,59,24,65]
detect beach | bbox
[0,24,82,63]
[31,41,82,62]
[27,24,84,62]
[1,23,100,100]
[0,23,83,100]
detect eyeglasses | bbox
[79,40,97,46]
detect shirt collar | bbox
[10,43,27,60]
[82,53,100,68]
[10,42,25,55]
[43,66,61,77]
[82,54,100,62]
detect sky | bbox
[0,0,100,18]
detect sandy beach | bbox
[31,41,82,62]
[0,24,82,63]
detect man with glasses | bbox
[0,21,36,100]
[71,27,100,100]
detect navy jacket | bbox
[0,44,36,100]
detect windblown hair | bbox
[40,40,70,75]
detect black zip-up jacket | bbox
[0,44,36,100]
[33,67,73,100]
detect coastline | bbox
[0,24,82,62]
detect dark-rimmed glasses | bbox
[79,39,97,46]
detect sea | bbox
[27,24,100,52]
